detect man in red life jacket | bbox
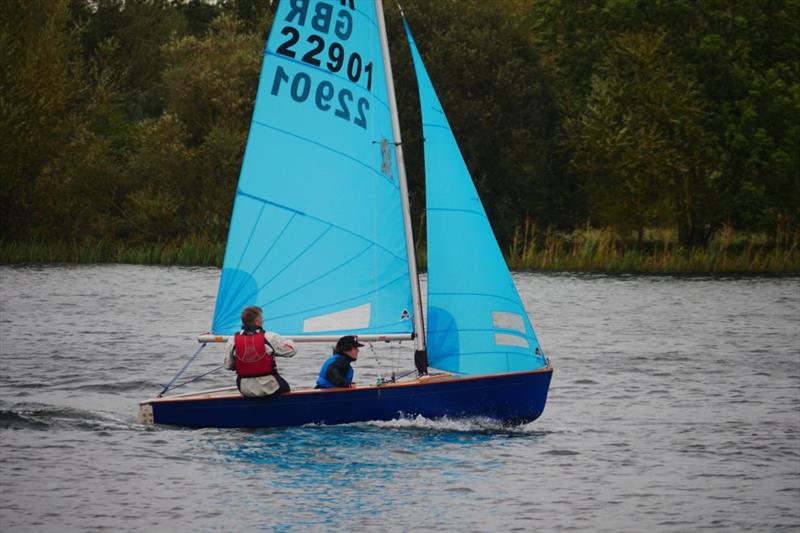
[224,306,297,397]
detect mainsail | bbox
[212,1,415,337]
[404,20,548,374]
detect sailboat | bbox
[139,0,552,428]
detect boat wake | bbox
[0,402,136,432]
[53,379,160,394]
[359,414,549,436]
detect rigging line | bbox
[265,244,373,306]
[158,343,207,397]
[366,341,394,384]
[391,340,397,380]
[367,340,382,370]
[394,368,417,381]
[163,366,224,394]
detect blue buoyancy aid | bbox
[316,353,354,388]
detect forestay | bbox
[212,0,414,337]
[404,21,547,374]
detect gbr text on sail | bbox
[270,0,374,130]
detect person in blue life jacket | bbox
[224,306,297,398]
[315,335,363,389]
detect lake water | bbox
[1,265,798,532]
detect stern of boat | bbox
[138,402,154,425]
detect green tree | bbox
[71,0,189,119]
[162,15,262,143]
[159,15,263,241]
[33,38,132,242]
[0,0,81,240]
[176,0,225,36]
[532,0,800,240]
[221,0,277,34]
[123,114,193,241]
[567,32,722,245]
[191,125,248,241]
[35,125,127,241]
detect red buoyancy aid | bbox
[233,332,275,378]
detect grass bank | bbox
[0,238,224,266]
[506,224,800,274]
[2,226,798,274]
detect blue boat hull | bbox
[142,368,553,429]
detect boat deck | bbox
[143,372,455,405]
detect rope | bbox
[367,341,399,384]
[163,365,224,394]
[158,343,207,397]
[394,368,417,380]
[367,341,384,384]
[390,341,397,380]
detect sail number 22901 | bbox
[269,1,371,130]
[271,65,369,130]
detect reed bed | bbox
[2,225,798,274]
[0,239,224,266]
[506,222,800,274]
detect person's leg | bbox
[273,371,291,393]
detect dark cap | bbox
[335,335,364,352]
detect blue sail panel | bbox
[404,20,546,374]
[212,1,414,336]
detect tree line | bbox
[2,0,798,253]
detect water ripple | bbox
[1,266,799,532]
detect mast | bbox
[374,0,426,352]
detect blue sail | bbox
[404,21,547,374]
[212,1,414,337]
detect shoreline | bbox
[2,238,797,275]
